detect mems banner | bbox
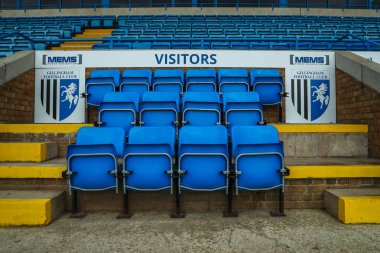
[34,50,336,123]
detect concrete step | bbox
[0,159,66,179]
[75,33,111,38]
[325,188,380,224]
[84,29,114,33]
[0,142,57,162]
[0,190,65,226]
[0,123,369,158]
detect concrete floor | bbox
[0,210,379,253]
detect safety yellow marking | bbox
[0,124,91,134]
[286,165,380,179]
[0,165,66,179]
[0,143,49,162]
[0,199,52,226]
[338,196,380,224]
[272,124,368,133]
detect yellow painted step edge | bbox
[0,165,66,179]
[286,165,380,179]
[0,143,47,162]
[272,124,368,133]
[0,124,92,134]
[338,196,380,224]
[0,124,367,134]
[0,199,52,226]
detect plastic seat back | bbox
[182,92,221,126]
[67,127,125,192]
[140,92,180,127]
[123,126,176,190]
[98,92,139,136]
[153,69,184,94]
[120,69,152,95]
[178,126,229,191]
[186,69,217,92]
[250,69,283,105]
[223,92,263,128]
[218,68,249,93]
[231,125,284,191]
[85,70,121,106]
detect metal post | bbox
[170,171,185,218]
[117,191,133,218]
[223,167,238,217]
[70,190,87,218]
[270,188,286,217]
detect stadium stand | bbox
[1,14,380,56]
[1,6,380,226]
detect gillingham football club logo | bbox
[40,70,80,121]
[290,78,330,121]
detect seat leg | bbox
[117,191,133,219]
[86,105,91,123]
[223,170,238,217]
[278,104,283,123]
[170,171,185,218]
[270,188,286,217]
[70,190,87,218]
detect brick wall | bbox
[0,178,378,211]
[336,69,380,158]
[0,69,35,123]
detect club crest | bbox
[40,78,79,121]
[290,79,330,121]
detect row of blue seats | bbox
[1,15,116,29]
[94,91,265,136]
[110,29,379,37]
[92,41,376,51]
[67,125,288,217]
[116,20,380,27]
[0,44,45,52]
[116,14,379,21]
[84,69,284,106]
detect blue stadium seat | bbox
[222,92,264,129]
[140,92,180,127]
[182,92,221,126]
[120,69,152,95]
[153,69,184,94]
[97,92,139,137]
[178,126,229,191]
[218,69,249,93]
[85,70,120,107]
[66,126,125,216]
[250,69,284,105]
[186,69,217,92]
[123,126,176,191]
[231,125,287,195]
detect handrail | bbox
[0,32,379,50]
[335,33,380,47]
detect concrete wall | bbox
[0,7,379,17]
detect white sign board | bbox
[34,50,336,123]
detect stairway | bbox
[51,29,114,50]
[0,140,66,227]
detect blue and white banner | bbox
[35,69,85,123]
[285,52,336,123]
[35,50,336,123]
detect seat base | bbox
[170,211,185,218]
[70,212,87,218]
